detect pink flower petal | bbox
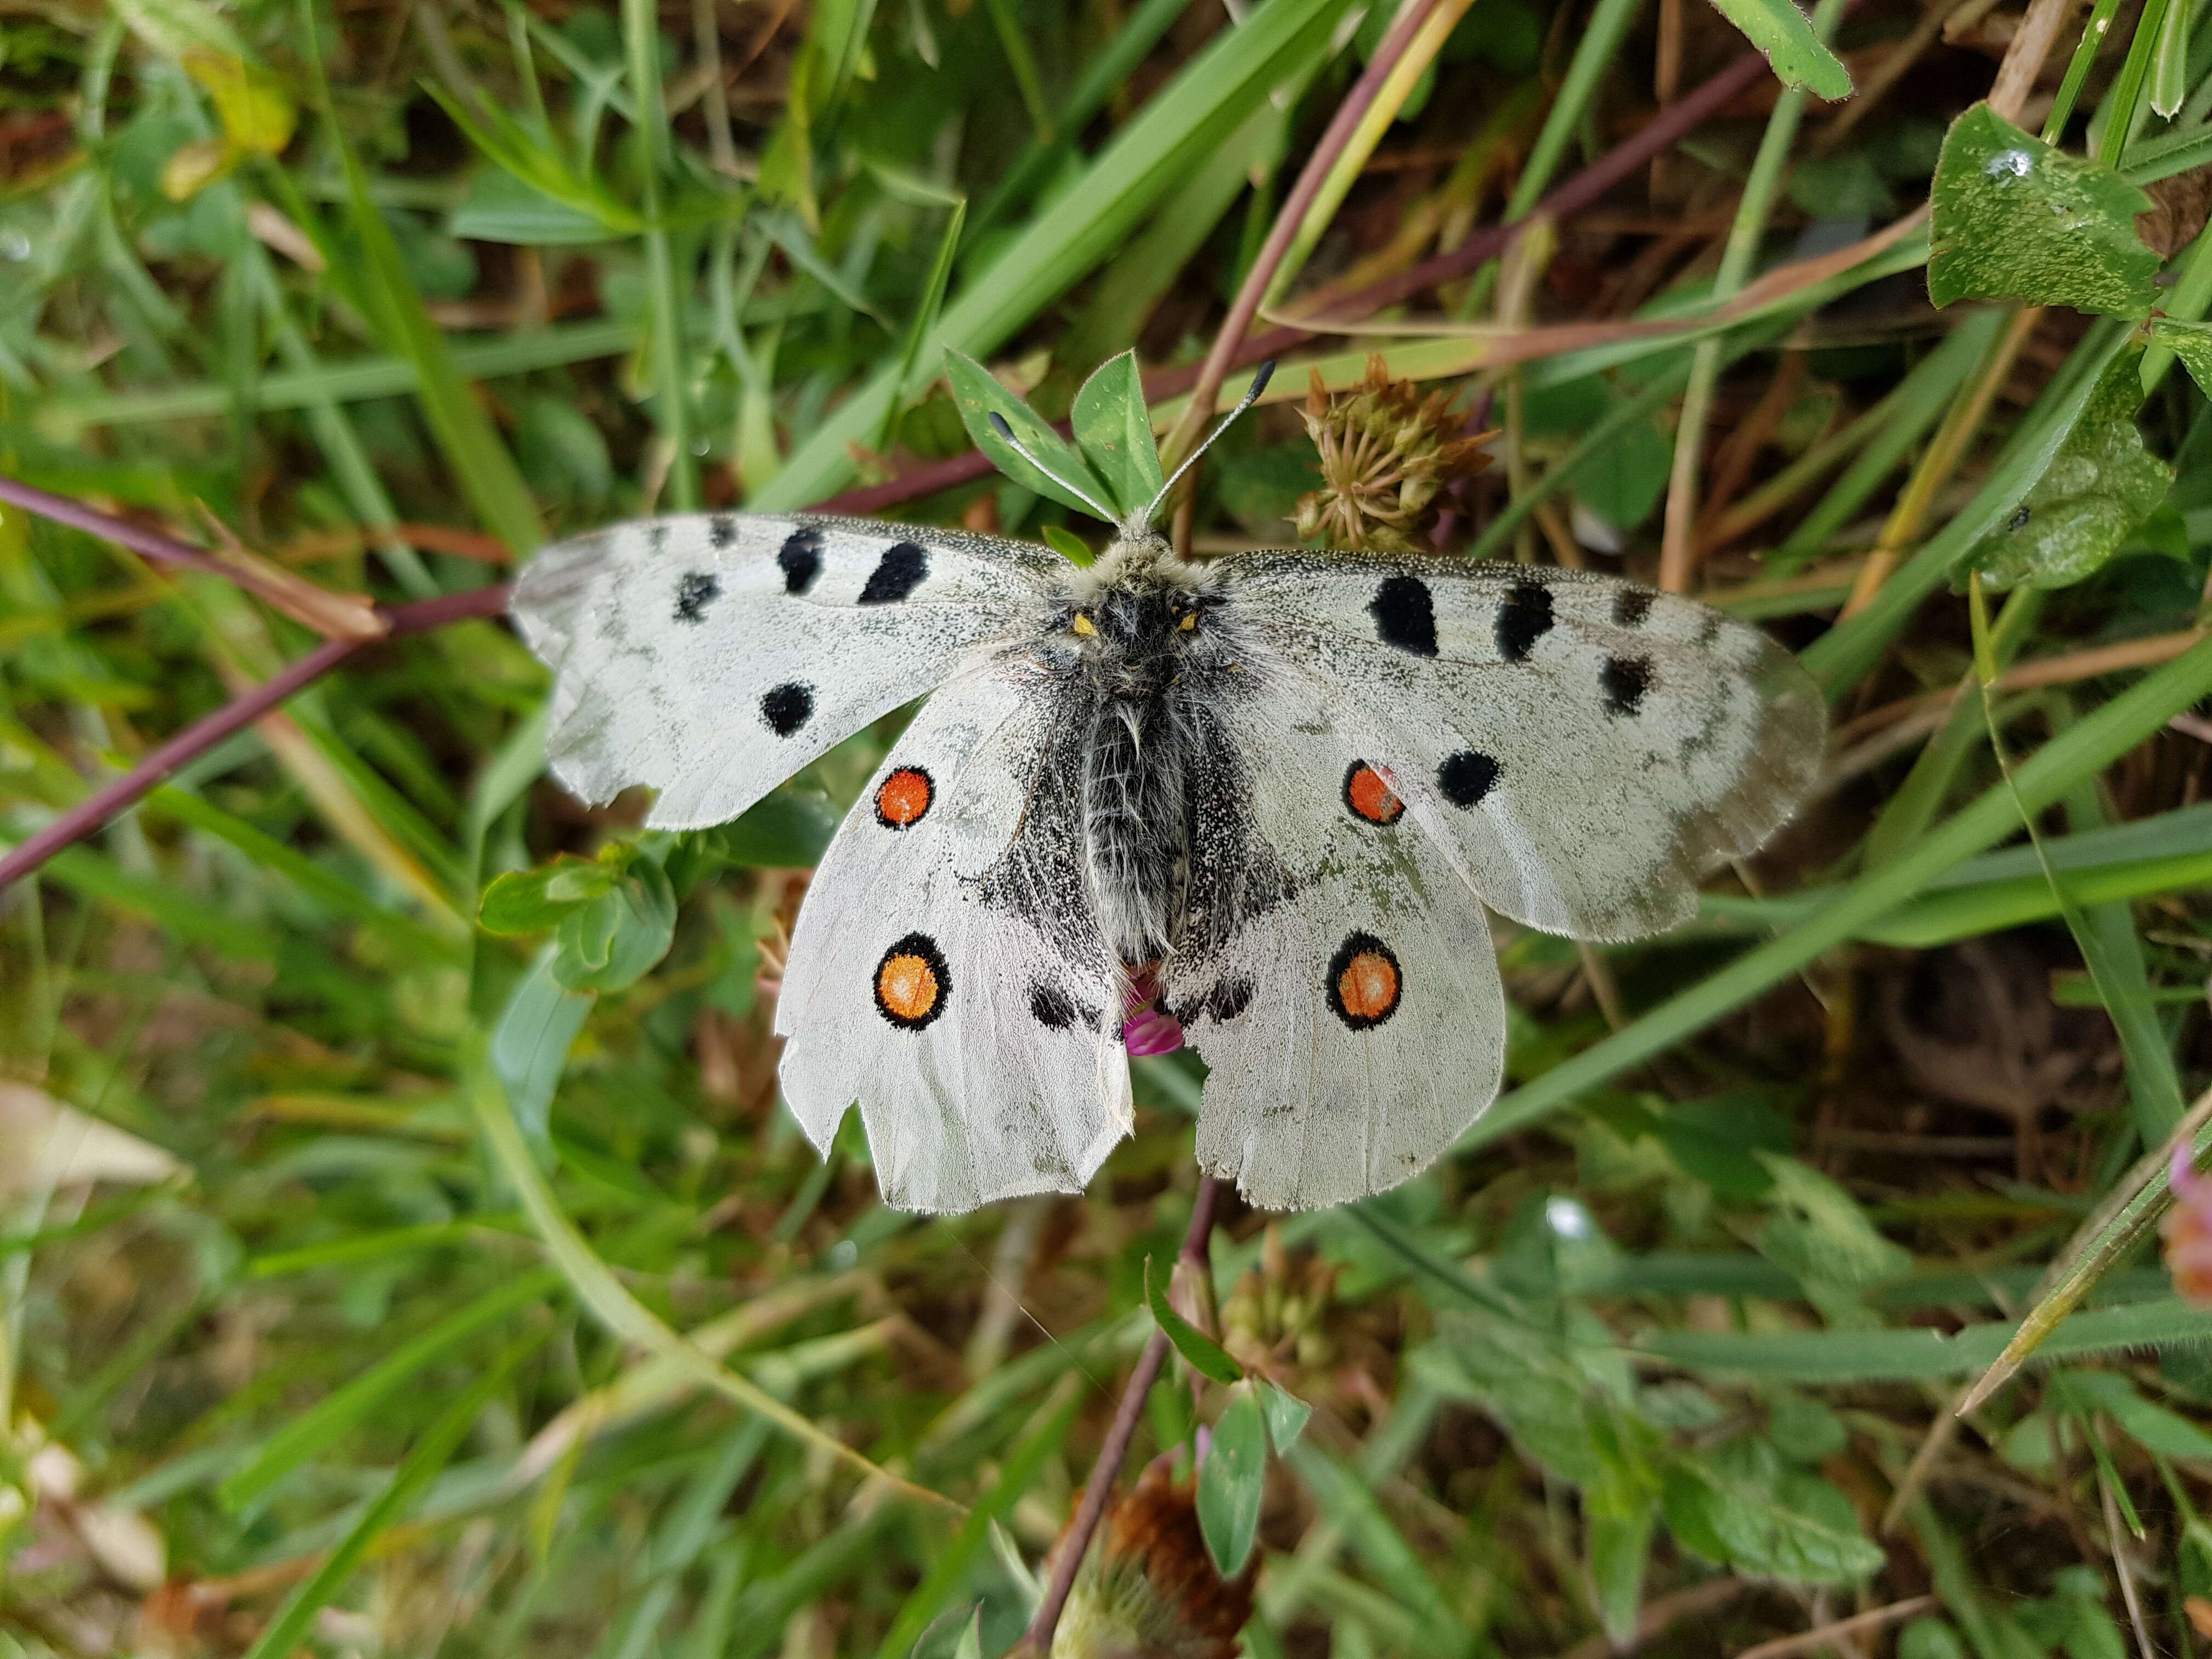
[1123,1006,1186,1057]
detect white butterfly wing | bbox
[1160,663,1505,1211]
[1220,555,1824,940]
[774,655,1132,1214]
[511,513,1056,830]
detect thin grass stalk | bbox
[1656,0,1846,592]
[1500,0,1646,222]
[626,0,698,511]
[1263,0,1485,309]
[1158,0,1452,525]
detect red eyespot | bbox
[1343,761,1404,825]
[874,766,934,828]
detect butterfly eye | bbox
[1071,612,1097,637]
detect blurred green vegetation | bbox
[5,0,2212,1652]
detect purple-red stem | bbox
[1022,1176,1222,1655]
[1162,0,1450,489]
[0,575,509,894]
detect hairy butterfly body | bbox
[513,509,1824,1212]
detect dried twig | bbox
[1732,1596,1938,1659]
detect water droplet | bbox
[828,1238,858,1270]
[1985,149,2034,180]
[1544,1195,1594,1239]
[0,232,31,262]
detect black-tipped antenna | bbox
[986,412,1116,522]
[1144,360,1276,524]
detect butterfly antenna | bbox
[985,413,1117,523]
[1143,360,1276,524]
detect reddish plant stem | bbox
[1023,1175,1222,1656]
[0,487,511,893]
[822,49,1769,522]
[0,635,359,892]
[1159,0,1451,510]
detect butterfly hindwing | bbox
[774,656,1131,1214]
[510,513,1056,830]
[1220,555,1824,940]
[1161,663,1506,1211]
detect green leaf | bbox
[2147,315,2212,401]
[1041,524,1097,567]
[1197,1382,1268,1576]
[552,855,676,991]
[704,789,840,868]
[1260,1380,1312,1451]
[944,349,1117,520]
[1585,1487,1657,1644]
[1756,1153,1914,1290]
[479,853,613,934]
[1070,350,1164,521]
[1928,104,2160,316]
[1144,1254,1242,1384]
[450,167,619,246]
[1660,1438,1885,1584]
[1969,354,2172,589]
[1702,0,1853,100]
[2053,1369,2212,1459]
[490,947,593,1151]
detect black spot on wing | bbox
[777,528,823,595]
[1612,587,1655,629]
[1369,575,1438,656]
[709,515,738,550]
[1600,655,1653,717]
[859,541,929,604]
[1028,982,1080,1030]
[673,571,720,624]
[1496,580,1554,663]
[1209,977,1254,1022]
[1438,750,1500,808]
[760,681,814,736]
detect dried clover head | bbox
[1294,356,1493,554]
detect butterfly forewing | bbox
[510,513,1058,830]
[1160,662,1506,1210]
[774,656,1130,1214]
[1220,555,1825,941]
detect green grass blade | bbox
[466,1040,961,1511]
[238,1331,545,1659]
[751,0,1357,509]
[1801,320,2133,696]
[219,1266,561,1513]
[292,0,544,556]
[1957,1087,2212,1411]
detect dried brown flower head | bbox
[1047,1463,1257,1659]
[1293,356,1493,555]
